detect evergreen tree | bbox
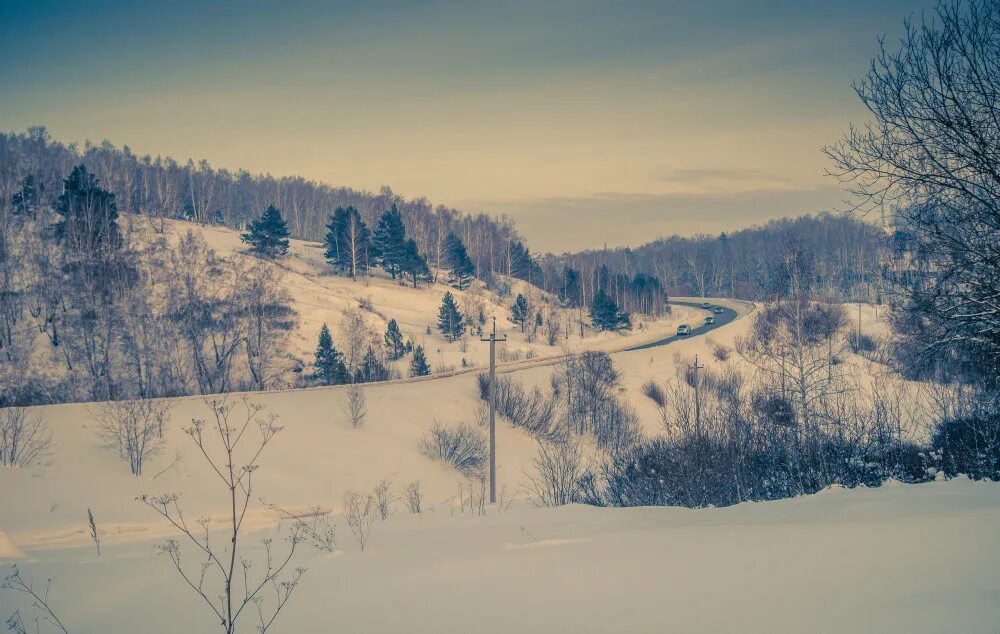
[242,204,290,258]
[559,267,582,307]
[324,206,371,278]
[312,323,348,385]
[401,239,432,288]
[409,345,431,377]
[355,346,391,383]
[437,291,465,341]
[384,319,406,360]
[373,204,406,278]
[511,293,529,332]
[56,165,122,261]
[11,175,42,217]
[445,232,476,290]
[589,290,632,332]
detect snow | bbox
[3,480,998,633]
[1,220,996,632]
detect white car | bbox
[701,302,711,309]
[713,306,724,314]
[677,324,691,335]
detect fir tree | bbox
[401,239,432,288]
[324,206,371,278]
[511,293,529,332]
[312,323,348,385]
[242,204,290,258]
[445,232,476,290]
[409,345,431,377]
[437,291,465,341]
[373,204,406,278]
[384,319,406,360]
[589,289,632,332]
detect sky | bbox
[0,0,927,253]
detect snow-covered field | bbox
[1,220,997,632]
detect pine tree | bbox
[313,323,348,385]
[324,206,370,278]
[511,293,529,332]
[401,239,432,288]
[355,346,390,383]
[589,289,632,332]
[445,232,476,290]
[437,291,465,341]
[384,319,406,360]
[409,345,431,377]
[11,175,42,217]
[372,204,406,278]
[242,204,290,258]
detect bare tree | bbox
[404,481,423,515]
[526,439,586,507]
[373,479,393,520]
[96,398,172,476]
[339,307,369,378]
[824,0,1000,381]
[342,490,377,551]
[344,383,366,429]
[0,408,52,468]
[138,398,306,634]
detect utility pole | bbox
[481,317,506,503]
[689,354,704,437]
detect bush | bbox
[641,380,666,408]
[420,421,487,475]
[710,341,731,361]
[477,373,562,440]
[96,398,173,476]
[931,414,1000,480]
[526,439,586,507]
[0,407,53,468]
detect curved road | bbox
[626,300,739,351]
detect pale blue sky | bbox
[0,0,927,252]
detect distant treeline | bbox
[537,213,887,309]
[0,127,539,281]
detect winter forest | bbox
[1,1,999,633]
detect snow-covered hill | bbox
[1,220,995,633]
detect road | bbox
[625,300,739,351]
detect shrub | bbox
[96,398,173,476]
[931,414,1000,480]
[710,341,731,361]
[526,439,586,507]
[420,421,487,475]
[0,407,52,468]
[641,380,666,408]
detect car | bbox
[704,316,715,325]
[713,306,724,314]
[677,324,691,335]
[701,302,711,308]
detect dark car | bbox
[701,302,711,309]
[704,316,715,325]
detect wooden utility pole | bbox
[481,317,506,503]
[689,354,704,437]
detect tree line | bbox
[0,127,541,285]
[539,213,887,307]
